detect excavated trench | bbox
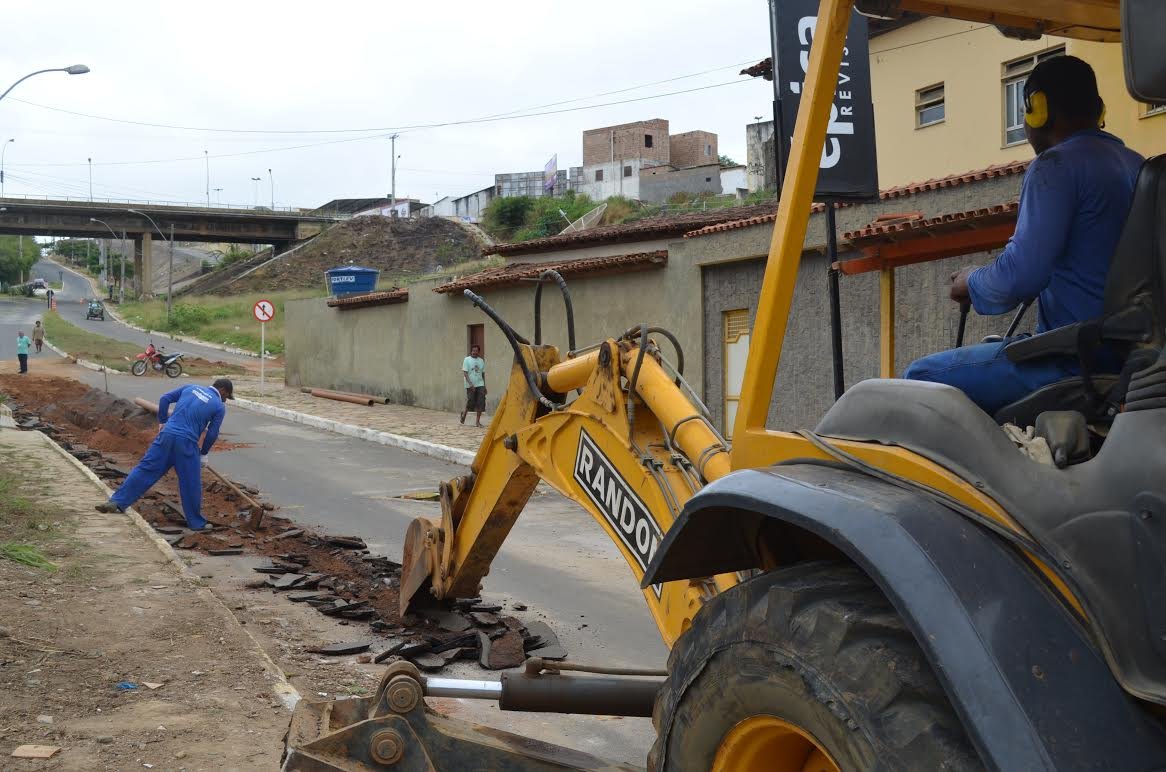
[0,374,565,673]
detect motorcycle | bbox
[131,343,185,378]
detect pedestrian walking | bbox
[460,344,486,427]
[15,330,31,373]
[31,321,44,353]
[45,288,53,308]
[95,379,235,531]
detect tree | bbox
[718,154,738,168]
[0,236,41,286]
[482,196,535,239]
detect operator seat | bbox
[993,154,1166,427]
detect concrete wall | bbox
[638,164,722,203]
[746,120,777,192]
[720,166,748,197]
[285,246,707,414]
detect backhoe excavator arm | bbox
[400,316,735,647]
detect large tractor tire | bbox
[650,561,981,772]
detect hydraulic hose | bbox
[621,325,684,376]
[626,323,649,434]
[463,289,557,411]
[532,269,576,352]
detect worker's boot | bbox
[95,501,123,514]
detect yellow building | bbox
[870,17,1166,187]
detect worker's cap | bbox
[213,378,235,400]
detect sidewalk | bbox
[0,428,291,769]
[230,376,487,454]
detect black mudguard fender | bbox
[643,463,1166,771]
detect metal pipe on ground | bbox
[303,388,377,406]
[299,386,388,404]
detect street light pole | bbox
[92,218,126,304]
[1,138,13,197]
[389,133,399,210]
[268,168,274,209]
[204,150,210,207]
[0,65,90,105]
[250,176,261,208]
[212,187,222,205]
[87,157,93,201]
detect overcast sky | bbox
[0,1,773,210]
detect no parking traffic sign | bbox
[253,299,275,323]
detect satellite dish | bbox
[559,203,607,234]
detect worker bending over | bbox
[96,379,234,530]
[904,55,1144,413]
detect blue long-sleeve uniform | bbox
[905,130,1144,414]
[110,385,227,529]
[967,129,1144,332]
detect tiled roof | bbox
[434,250,667,295]
[490,204,780,256]
[326,288,408,309]
[684,160,1029,239]
[845,202,1019,244]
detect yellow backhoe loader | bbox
[284,1,1166,768]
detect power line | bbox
[8,59,761,136]
[10,78,754,169]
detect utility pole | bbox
[87,157,92,200]
[205,150,210,207]
[166,224,174,322]
[268,168,274,209]
[389,134,399,211]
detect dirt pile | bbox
[200,217,483,296]
[0,374,564,675]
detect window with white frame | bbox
[1145,103,1166,118]
[1002,46,1065,146]
[915,83,945,128]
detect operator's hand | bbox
[949,267,974,304]
[200,454,209,468]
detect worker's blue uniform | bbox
[109,385,226,529]
[904,129,1145,413]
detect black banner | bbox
[773,1,879,201]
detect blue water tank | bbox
[325,266,380,296]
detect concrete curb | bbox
[29,427,300,709]
[232,397,476,467]
[44,258,273,360]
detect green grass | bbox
[118,289,323,355]
[41,312,245,374]
[0,467,58,572]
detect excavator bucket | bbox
[398,516,440,616]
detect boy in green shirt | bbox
[460,344,486,427]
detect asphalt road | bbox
[32,258,254,365]
[0,292,664,762]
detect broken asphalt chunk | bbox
[423,609,471,633]
[469,611,499,627]
[288,592,325,603]
[273,528,304,540]
[308,641,371,656]
[271,573,307,590]
[487,630,526,670]
[524,621,567,660]
[325,535,367,550]
[410,652,445,672]
[207,548,243,557]
[153,525,185,536]
[374,641,408,664]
